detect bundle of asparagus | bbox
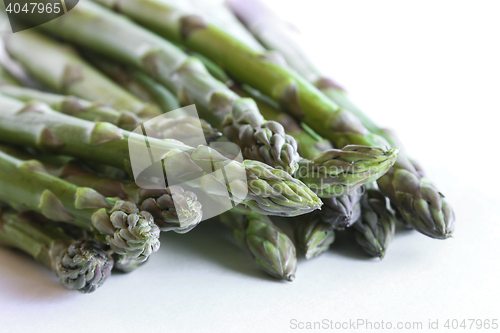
[0,0,454,292]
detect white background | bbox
[1,1,500,332]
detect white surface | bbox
[1,1,500,332]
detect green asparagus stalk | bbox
[57,162,203,234]
[82,52,180,112]
[230,0,455,239]
[220,210,297,281]
[237,84,397,198]
[0,94,321,217]
[0,144,204,234]
[0,149,161,262]
[0,84,222,141]
[89,0,388,149]
[236,86,374,225]
[293,212,335,259]
[353,188,396,258]
[30,1,301,173]
[0,84,142,130]
[0,208,114,293]
[2,29,162,119]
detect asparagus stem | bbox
[0,84,142,130]
[220,210,297,281]
[0,94,321,216]
[0,84,222,142]
[0,149,160,262]
[2,29,162,119]
[234,83,398,198]
[230,0,455,239]
[82,52,181,112]
[88,0,387,149]
[0,144,204,234]
[26,0,301,173]
[0,208,113,293]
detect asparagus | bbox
[220,210,297,281]
[0,84,222,141]
[237,86,375,227]
[321,190,363,229]
[0,208,114,293]
[2,29,162,119]
[230,0,455,239]
[29,1,301,173]
[0,94,321,217]
[236,85,398,198]
[60,163,203,234]
[82,52,181,112]
[0,145,204,234]
[0,84,142,130]
[352,188,396,258]
[293,212,335,259]
[0,149,161,262]
[88,0,387,149]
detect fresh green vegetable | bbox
[0,207,113,293]
[220,210,297,281]
[29,1,301,173]
[229,0,455,239]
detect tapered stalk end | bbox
[353,189,396,258]
[320,187,364,228]
[296,146,398,198]
[377,162,455,239]
[241,160,322,216]
[245,213,297,281]
[294,213,335,259]
[52,240,114,293]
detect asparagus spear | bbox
[0,84,222,141]
[88,0,387,149]
[352,188,396,258]
[0,84,142,130]
[236,86,374,226]
[2,29,162,119]
[0,208,114,293]
[0,94,321,217]
[29,1,301,173]
[220,210,297,281]
[321,190,362,229]
[235,85,398,198]
[82,52,181,112]
[230,0,455,239]
[0,144,204,234]
[0,149,161,262]
[293,212,335,259]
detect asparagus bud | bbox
[353,189,396,258]
[294,213,335,259]
[221,211,297,281]
[295,146,398,198]
[53,240,114,293]
[320,187,363,228]
[0,209,113,293]
[24,1,301,173]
